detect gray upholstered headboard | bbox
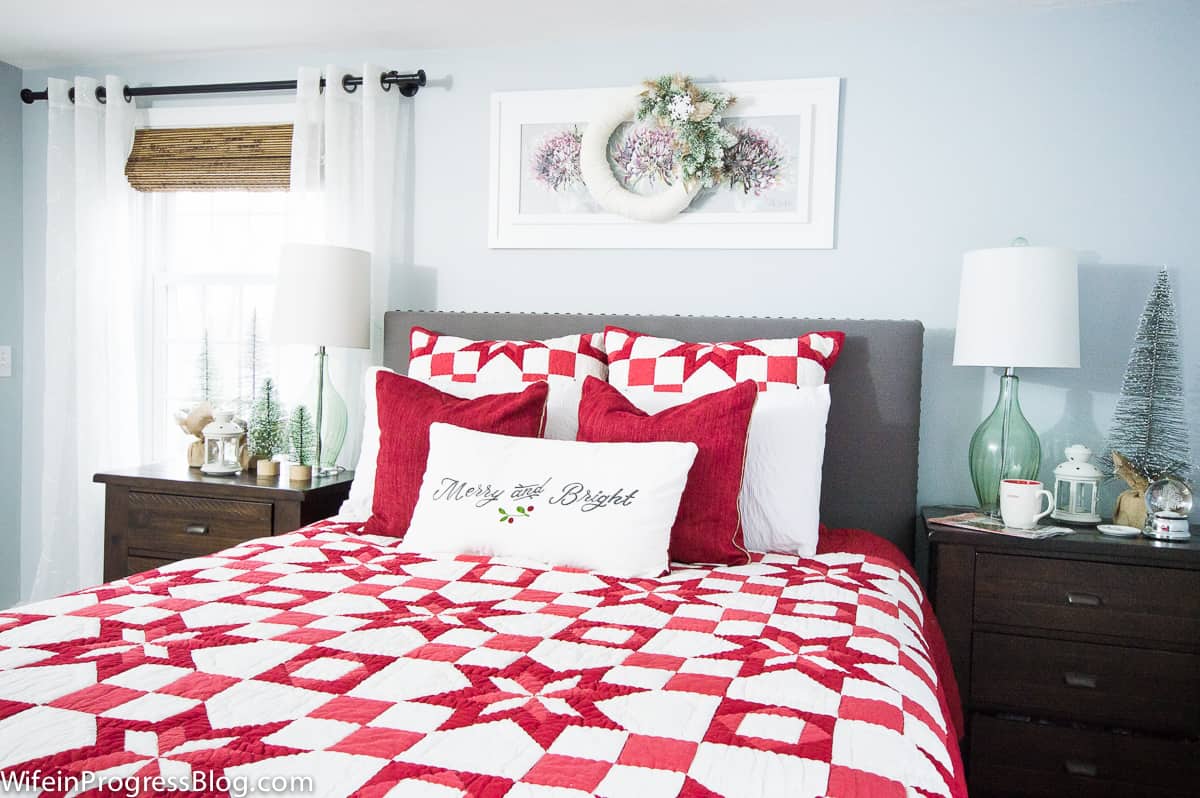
[383,311,924,560]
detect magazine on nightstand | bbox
[930,512,1074,540]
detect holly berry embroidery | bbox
[498,506,534,524]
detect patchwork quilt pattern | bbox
[0,523,965,797]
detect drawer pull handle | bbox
[184,524,209,536]
[1064,760,1098,778]
[1063,671,1097,689]
[1066,592,1102,607]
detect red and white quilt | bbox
[0,523,965,797]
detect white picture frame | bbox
[488,78,841,250]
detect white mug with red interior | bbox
[1000,479,1055,529]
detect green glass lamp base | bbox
[303,350,349,470]
[968,373,1042,516]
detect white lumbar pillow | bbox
[626,385,831,556]
[402,423,698,577]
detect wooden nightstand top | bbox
[923,504,1200,568]
[95,462,355,501]
[97,463,356,582]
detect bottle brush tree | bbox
[1101,268,1193,481]
[239,309,268,416]
[247,377,287,462]
[289,404,317,467]
[194,329,221,405]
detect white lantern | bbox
[201,410,244,475]
[1051,444,1102,524]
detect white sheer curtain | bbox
[288,65,411,467]
[26,76,147,600]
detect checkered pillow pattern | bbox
[604,326,844,395]
[409,327,607,440]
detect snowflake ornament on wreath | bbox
[580,73,736,222]
[668,94,695,122]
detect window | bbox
[133,105,305,461]
[148,190,307,460]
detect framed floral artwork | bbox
[487,78,841,249]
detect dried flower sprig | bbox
[636,73,736,189]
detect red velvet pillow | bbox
[577,376,757,565]
[364,373,549,538]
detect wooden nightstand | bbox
[923,506,1200,797]
[95,463,355,581]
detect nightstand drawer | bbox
[969,714,1199,798]
[974,553,1200,646]
[126,555,175,575]
[972,631,1200,734]
[127,491,273,557]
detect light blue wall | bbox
[17,0,1200,579]
[1,60,22,607]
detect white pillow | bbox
[338,366,392,521]
[625,385,831,556]
[401,423,698,577]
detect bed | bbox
[0,312,965,798]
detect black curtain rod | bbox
[20,69,426,105]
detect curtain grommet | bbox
[341,74,357,94]
[96,86,106,104]
[123,85,133,103]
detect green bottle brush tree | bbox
[288,404,317,481]
[247,377,287,474]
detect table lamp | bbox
[273,243,371,475]
[953,243,1080,515]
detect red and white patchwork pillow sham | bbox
[604,325,844,394]
[604,326,843,557]
[408,326,607,440]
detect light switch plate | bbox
[0,346,11,378]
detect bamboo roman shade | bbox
[124,124,293,191]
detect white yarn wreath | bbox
[579,88,699,222]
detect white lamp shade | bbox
[953,246,1080,369]
[272,243,371,349]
